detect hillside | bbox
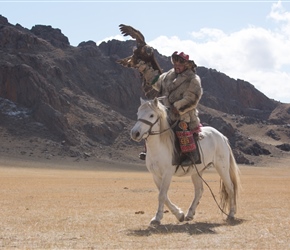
[0,15,290,166]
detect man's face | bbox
[173,61,187,74]
[172,56,187,74]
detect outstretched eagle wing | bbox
[119,24,146,48]
[117,24,162,74]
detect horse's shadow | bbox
[127,218,244,237]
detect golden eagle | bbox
[117,24,162,74]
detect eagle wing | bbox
[119,24,146,48]
[117,24,162,74]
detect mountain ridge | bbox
[0,15,289,165]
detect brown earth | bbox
[0,98,290,249]
[0,153,290,249]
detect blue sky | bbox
[1,0,290,103]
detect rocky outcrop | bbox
[31,25,70,48]
[0,16,137,147]
[0,15,289,164]
[197,67,277,119]
[276,143,290,152]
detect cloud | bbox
[148,2,290,103]
[268,0,290,37]
[190,28,227,41]
[97,34,125,45]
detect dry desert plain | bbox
[0,154,290,250]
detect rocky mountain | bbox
[0,15,289,165]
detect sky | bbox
[1,0,290,103]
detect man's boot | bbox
[139,152,146,160]
[139,144,147,160]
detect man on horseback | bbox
[137,51,203,166]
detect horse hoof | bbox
[150,219,160,227]
[226,215,235,223]
[178,213,185,222]
[185,216,193,221]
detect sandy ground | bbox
[0,155,290,249]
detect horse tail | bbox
[229,146,241,210]
[220,142,241,214]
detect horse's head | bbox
[130,97,167,142]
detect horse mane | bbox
[149,99,177,158]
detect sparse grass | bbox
[0,160,290,249]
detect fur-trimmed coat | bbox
[152,68,202,130]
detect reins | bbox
[189,144,231,218]
[137,118,178,136]
[137,117,160,136]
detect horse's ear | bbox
[140,97,146,105]
[153,97,158,107]
[157,96,166,102]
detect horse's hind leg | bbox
[216,164,236,219]
[151,174,184,225]
[185,173,204,221]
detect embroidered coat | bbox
[152,68,202,130]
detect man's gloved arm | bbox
[136,61,160,85]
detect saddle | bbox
[173,122,202,166]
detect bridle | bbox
[137,117,161,136]
[137,116,178,138]
[136,101,178,139]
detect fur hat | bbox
[171,51,197,72]
[171,51,189,61]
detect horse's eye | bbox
[150,114,154,118]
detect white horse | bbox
[130,98,241,226]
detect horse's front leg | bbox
[151,172,184,225]
[185,172,204,221]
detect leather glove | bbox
[136,61,159,85]
[136,60,148,73]
[171,106,179,115]
[168,105,180,122]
